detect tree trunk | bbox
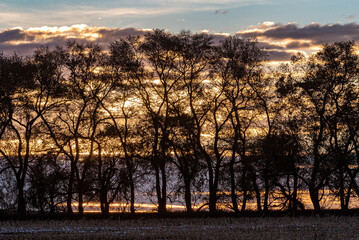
[67,161,75,214]
[78,183,84,216]
[49,192,55,216]
[264,183,269,212]
[154,166,161,212]
[184,177,193,213]
[292,173,298,213]
[123,141,135,214]
[209,170,219,214]
[17,181,26,217]
[126,160,135,215]
[154,164,166,214]
[309,186,320,213]
[251,171,262,212]
[241,190,247,212]
[230,156,239,212]
[263,159,270,212]
[339,164,348,211]
[241,166,248,212]
[209,185,217,213]
[344,179,352,211]
[129,175,135,214]
[159,164,167,214]
[39,195,44,216]
[207,163,217,213]
[100,188,109,216]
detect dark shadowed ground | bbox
[1,215,359,239]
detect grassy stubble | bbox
[1,215,359,239]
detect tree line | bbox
[1,30,359,217]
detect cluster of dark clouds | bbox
[238,22,359,45]
[1,22,359,61]
[235,22,359,61]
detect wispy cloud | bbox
[0,7,173,29]
[142,0,264,6]
[0,0,268,29]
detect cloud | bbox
[0,6,182,30]
[264,50,295,61]
[0,24,233,56]
[0,29,34,43]
[284,41,312,49]
[2,22,359,61]
[0,25,151,55]
[0,7,171,29]
[143,0,264,6]
[233,22,359,60]
[236,22,359,45]
[345,15,355,20]
[257,42,285,50]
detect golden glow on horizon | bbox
[56,188,359,213]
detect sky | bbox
[1,0,359,60]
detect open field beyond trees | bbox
[1,215,359,239]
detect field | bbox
[1,215,359,239]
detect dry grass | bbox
[1,216,359,239]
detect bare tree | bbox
[40,42,105,215]
[215,36,264,212]
[286,41,359,212]
[131,30,181,213]
[169,31,214,212]
[100,39,140,214]
[0,47,60,217]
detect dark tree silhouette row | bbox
[1,30,359,217]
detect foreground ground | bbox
[1,216,359,239]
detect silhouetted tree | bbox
[101,39,141,214]
[28,153,66,216]
[169,31,214,212]
[215,36,264,212]
[132,30,181,213]
[0,47,60,217]
[283,41,359,212]
[40,42,105,215]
